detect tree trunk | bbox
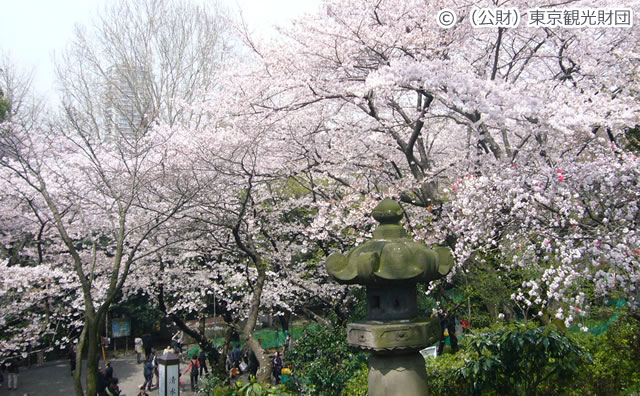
[246,336,272,383]
[85,317,100,396]
[72,326,88,396]
[199,316,206,337]
[232,177,271,383]
[169,314,221,373]
[241,264,270,383]
[73,315,101,396]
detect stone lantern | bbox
[326,198,453,396]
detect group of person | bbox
[134,331,214,393]
[66,342,123,396]
[60,330,216,394]
[75,330,300,394]
[97,361,124,396]
[226,344,285,385]
[98,351,158,396]
[227,344,258,378]
[161,340,213,392]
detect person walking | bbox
[284,333,293,356]
[7,358,19,390]
[135,337,144,364]
[136,384,149,396]
[182,355,200,391]
[142,356,154,390]
[171,331,184,354]
[104,361,114,385]
[68,344,77,375]
[97,367,108,396]
[150,349,159,388]
[248,349,259,376]
[272,351,283,385]
[105,377,121,396]
[142,334,152,359]
[0,362,5,390]
[198,349,208,377]
[230,344,242,368]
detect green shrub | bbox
[233,377,293,396]
[424,352,468,394]
[341,362,368,396]
[285,324,367,396]
[197,375,294,396]
[197,374,232,396]
[458,322,588,396]
[198,316,640,396]
[573,313,640,395]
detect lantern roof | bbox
[326,199,453,286]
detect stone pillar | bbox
[326,198,454,396]
[158,351,180,396]
[368,352,429,396]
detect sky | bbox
[0,0,320,99]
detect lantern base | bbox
[368,351,429,396]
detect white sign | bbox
[159,356,180,396]
[420,346,437,359]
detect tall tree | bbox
[53,0,228,394]
[0,0,229,395]
[207,0,640,323]
[0,91,196,395]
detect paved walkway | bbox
[0,354,202,396]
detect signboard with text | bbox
[111,318,131,338]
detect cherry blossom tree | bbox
[449,144,640,325]
[0,97,197,395]
[1,1,228,395]
[211,0,640,326]
[135,73,354,381]
[0,56,78,359]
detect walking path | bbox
[0,353,202,396]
